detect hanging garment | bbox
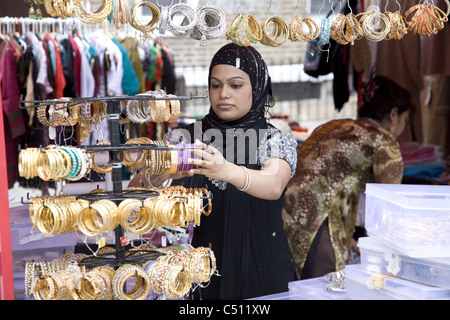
[68,35,82,97]
[112,38,140,96]
[0,40,26,187]
[73,36,95,98]
[120,36,146,93]
[44,34,66,98]
[61,37,76,98]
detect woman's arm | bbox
[189,140,292,201]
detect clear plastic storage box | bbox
[358,236,450,289]
[345,264,450,300]
[365,183,450,258]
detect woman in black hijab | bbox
[130,43,298,299]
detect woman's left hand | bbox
[189,139,231,181]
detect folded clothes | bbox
[400,142,440,165]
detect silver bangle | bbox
[190,5,226,44]
[168,3,197,37]
[237,166,251,192]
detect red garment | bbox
[146,50,163,91]
[45,34,66,99]
[0,41,26,186]
[68,35,81,97]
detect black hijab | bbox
[189,43,275,166]
[204,43,274,131]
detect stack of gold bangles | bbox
[384,11,408,40]
[43,0,75,18]
[27,245,216,300]
[226,13,262,46]
[129,1,161,40]
[122,137,197,174]
[144,261,193,299]
[73,0,113,24]
[28,186,211,236]
[37,98,80,127]
[288,15,319,42]
[19,145,93,181]
[357,10,391,42]
[330,13,364,44]
[404,2,448,36]
[32,196,89,235]
[156,246,216,283]
[126,90,181,123]
[110,0,131,31]
[77,199,119,236]
[260,16,289,47]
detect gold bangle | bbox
[226,14,261,46]
[112,264,151,300]
[130,1,161,40]
[74,0,113,24]
[43,0,58,17]
[260,16,288,47]
[90,142,113,173]
[385,11,408,40]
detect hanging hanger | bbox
[266,0,272,17]
[319,0,326,16]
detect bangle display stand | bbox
[18,93,210,281]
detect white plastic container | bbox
[345,264,450,300]
[365,183,450,258]
[358,236,450,288]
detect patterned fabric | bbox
[282,118,403,276]
[164,125,298,190]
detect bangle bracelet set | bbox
[43,0,75,19]
[37,94,180,129]
[189,5,227,45]
[74,0,113,24]
[157,246,216,283]
[288,15,320,42]
[330,13,364,45]
[404,3,448,36]
[122,138,197,174]
[226,13,262,46]
[19,138,196,180]
[27,246,215,300]
[28,186,211,236]
[357,10,391,42]
[126,90,181,124]
[130,1,160,41]
[260,16,289,47]
[19,145,92,181]
[37,98,80,127]
[109,0,131,31]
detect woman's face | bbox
[209,64,253,122]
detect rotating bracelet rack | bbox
[19,93,211,268]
